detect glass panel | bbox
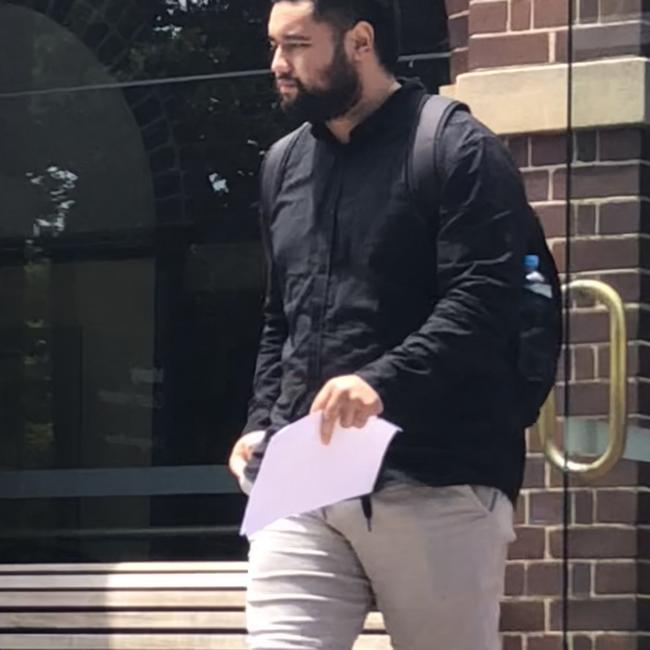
[0,73,282,561]
[0,1,448,95]
[0,1,450,562]
[0,1,271,92]
[558,0,648,645]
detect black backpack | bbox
[261,95,563,428]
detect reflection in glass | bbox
[1,1,448,92]
[0,0,450,562]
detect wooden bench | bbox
[0,562,391,649]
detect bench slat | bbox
[0,635,391,650]
[0,563,248,575]
[0,562,391,649]
[0,611,386,632]
[0,591,245,609]
[0,573,248,590]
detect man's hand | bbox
[310,375,383,445]
[228,430,266,481]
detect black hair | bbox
[271,0,402,72]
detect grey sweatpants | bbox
[246,482,516,650]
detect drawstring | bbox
[361,495,373,532]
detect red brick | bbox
[514,494,526,524]
[600,129,644,162]
[501,601,545,631]
[450,47,469,81]
[523,456,546,489]
[554,164,641,200]
[506,562,526,596]
[445,0,469,17]
[562,23,644,63]
[527,561,564,595]
[599,341,646,379]
[509,526,546,559]
[549,527,637,559]
[574,203,597,235]
[573,346,595,380]
[586,460,639,488]
[554,381,609,417]
[601,0,643,21]
[576,132,598,162]
[534,0,569,28]
[574,636,593,650]
[563,237,640,273]
[640,526,650,557]
[469,32,549,70]
[573,490,593,524]
[526,426,544,454]
[639,558,650,596]
[469,1,507,34]
[599,201,642,235]
[596,490,639,524]
[531,133,569,166]
[550,598,637,631]
[571,562,592,595]
[560,311,609,345]
[448,13,469,49]
[535,203,566,239]
[530,491,565,524]
[523,170,551,202]
[503,634,524,650]
[640,490,650,523]
[594,635,639,650]
[595,561,638,594]
[548,459,640,490]
[511,0,532,30]
[506,135,530,168]
[579,0,599,22]
[528,635,564,650]
[590,271,642,305]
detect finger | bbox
[228,450,247,479]
[321,394,343,445]
[310,383,332,415]
[370,397,384,417]
[321,410,337,445]
[228,435,258,478]
[340,401,356,428]
[352,410,367,429]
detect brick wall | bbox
[444,0,650,81]
[443,0,650,644]
[445,0,469,81]
[508,129,650,419]
[501,455,649,649]
[497,129,650,647]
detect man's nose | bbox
[271,47,290,76]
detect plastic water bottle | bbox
[524,255,552,299]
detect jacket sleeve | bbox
[356,114,527,407]
[242,201,288,435]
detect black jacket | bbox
[244,80,529,502]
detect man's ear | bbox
[349,21,375,60]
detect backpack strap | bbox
[260,124,309,220]
[410,94,469,218]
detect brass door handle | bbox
[536,280,627,480]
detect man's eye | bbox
[283,43,310,51]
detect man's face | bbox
[268,1,361,123]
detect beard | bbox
[277,40,362,125]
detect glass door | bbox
[533,2,646,647]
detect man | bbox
[229,1,530,648]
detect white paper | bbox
[240,413,400,537]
